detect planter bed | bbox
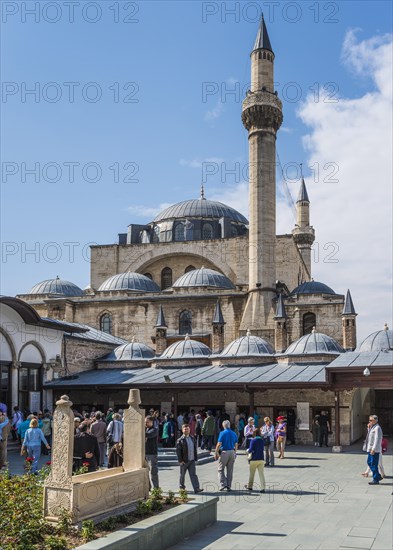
[74,495,218,550]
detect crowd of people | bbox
[0,401,388,493]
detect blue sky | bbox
[1,1,392,341]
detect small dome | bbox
[98,272,160,292]
[220,332,274,357]
[159,337,211,359]
[357,325,393,352]
[285,331,344,355]
[290,281,336,295]
[101,340,155,361]
[173,268,235,290]
[29,277,84,297]
[153,198,248,224]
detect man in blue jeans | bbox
[366,415,383,485]
[214,420,238,491]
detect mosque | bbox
[1,18,392,445]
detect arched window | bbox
[202,223,214,240]
[185,265,196,273]
[100,313,112,334]
[144,272,153,280]
[174,223,185,241]
[179,310,192,335]
[161,267,172,289]
[303,312,316,335]
[263,51,266,59]
[231,225,238,237]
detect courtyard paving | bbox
[5,443,393,550]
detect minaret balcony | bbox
[242,91,283,131]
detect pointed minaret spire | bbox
[212,301,225,325]
[274,294,287,319]
[297,177,310,203]
[212,301,225,353]
[200,182,205,200]
[342,290,357,351]
[252,14,273,53]
[342,290,356,315]
[155,305,167,328]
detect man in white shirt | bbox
[366,414,383,485]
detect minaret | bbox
[274,293,288,353]
[342,290,357,350]
[292,176,315,276]
[212,301,225,353]
[154,305,167,356]
[240,16,283,335]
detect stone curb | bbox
[74,495,218,550]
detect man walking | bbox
[214,420,238,491]
[201,410,215,451]
[145,415,159,489]
[91,412,107,467]
[176,423,204,494]
[365,415,383,485]
[318,411,330,447]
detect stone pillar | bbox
[342,316,357,351]
[44,395,74,519]
[274,319,287,353]
[123,389,145,471]
[212,324,225,354]
[155,328,167,356]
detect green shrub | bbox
[134,500,152,517]
[98,516,117,530]
[164,490,176,505]
[44,535,68,549]
[57,509,73,535]
[81,520,95,543]
[149,487,163,500]
[178,488,188,502]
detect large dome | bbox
[100,340,155,361]
[98,272,160,292]
[290,281,336,296]
[29,277,84,297]
[173,268,235,290]
[159,337,211,359]
[357,325,393,352]
[153,198,248,224]
[284,331,344,355]
[220,332,274,357]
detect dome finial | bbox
[246,328,251,337]
[200,182,205,200]
[312,326,316,333]
[384,323,389,331]
[131,336,135,343]
[185,333,190,340]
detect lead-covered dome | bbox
[285,331,344,355]
[154,198,248,224]
[357,325,393,352]
[159,337,211,359]
[173,268,235,290]
[290,281,336,295]
[100,340,155,361]
[220,332,274,357]
[29,277,84,297]
[98,272,160,292]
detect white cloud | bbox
[280,126,294,134]
[179,157,225,169]
[205,100,224,121]
[127,203,172,219]
[297,29,393,342]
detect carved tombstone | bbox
[43,394,74,519]
[123,388,145,471]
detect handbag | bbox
[247,452,253,461]
[263,436,271,446]
[277,436,284,443]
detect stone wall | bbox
[65,338,118,374]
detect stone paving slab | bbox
[5,445,393,550]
